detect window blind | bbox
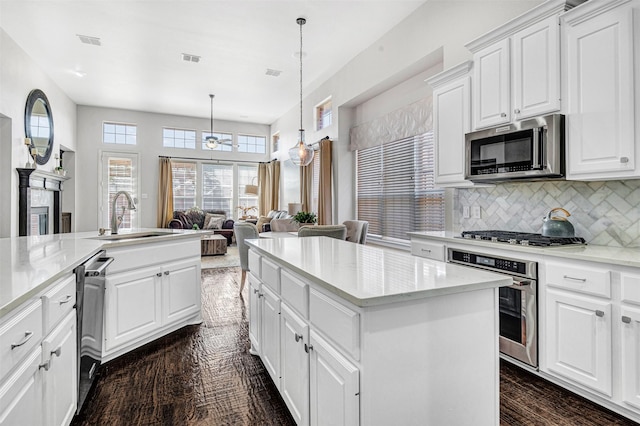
[356,131,444,242]
[202,163,233,216]
[101,152,138,229]
[172,161,197,210]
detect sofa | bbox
[256,210,292,232]
[168,208,235,245]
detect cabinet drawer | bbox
[42,274,76,334]
[281,270,308,318]
[546,262,611,298]
[0,299,43,381]
[107,240,200,274]
[248,250,261,278]
[261,258,280,293]
[309,289,359,361]
[621,273,640,306]
[411,240,445,262]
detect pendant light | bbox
[288,17,314,167]
[205,94,219,150]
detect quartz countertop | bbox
[0,228,207,318]
[246,236,511,307]
[409,231,640,268]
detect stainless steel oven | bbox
[448,248,538,369]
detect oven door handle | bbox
[510,279,531,288]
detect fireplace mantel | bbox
[17,168,70,236]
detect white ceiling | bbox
[0,0,427,124]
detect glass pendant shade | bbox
[289,129,314,166]
[205,136,219,150]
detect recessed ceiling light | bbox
[265,68,282,77]
[77,34,101,46]
[181,53,200,63]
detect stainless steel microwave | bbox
[465,114,565,182]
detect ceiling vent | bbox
[265,68,282,77]
[182,53,201,63]
[77,34,101,46]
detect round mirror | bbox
[24,89,54,165]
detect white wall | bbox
[0,29,77,237]
[76,106,270,232]
[271,0,542,223]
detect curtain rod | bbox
[159,155,275,164]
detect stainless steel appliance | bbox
[448,247,538,368]
[465,114,565,182]
[74,251,113,413]
[460,230,585,247]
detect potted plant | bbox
[292,211,317,224]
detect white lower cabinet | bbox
[280,304,309,425]
[621,305,640,410]
[248,274,262,356]
[309,330,359,426]
[104,257,201,358]
[261,285,281,387]
[0,347,43,426]
[546,288,612,396]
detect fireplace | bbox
[17,168,69,236]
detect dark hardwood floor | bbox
[72,266,638,426]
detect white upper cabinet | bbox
[427,61,473,187]
[466,0,578,130]
[562,0,639,180]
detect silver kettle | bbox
[542,207,575,238]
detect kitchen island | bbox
[245,236,511,426]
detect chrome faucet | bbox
[110,191,137,234]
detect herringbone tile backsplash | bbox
[454,180,640,247]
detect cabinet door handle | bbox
[164,271,170,275]
[58,295,72,305]
[421,248,431,253]
[39,361,50,371]
[51,346,62,358]
[253,288,259,294]
[563,275,586,282]
[294,333,303,343]
[595,310,605,318]
[514,109,520,114]
[620,157,629,163]
[258,293,263,298]
[500,112,507,118]
[10,331,34,349]
[156,272,162,277]
[622,316,632,324]
[304,343,313,353]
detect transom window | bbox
[202,132,233,152]
[356,131,444,241]
[238,134,266,154]
[163,128,196,149]
[103,122,137,145]
[315,97,332,130]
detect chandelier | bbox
[288,17,314,167]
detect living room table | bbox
[201,233,228,255]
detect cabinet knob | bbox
[595,310,605,318]
[514,109,520,114]
[39,361,50,371]
[622,316,632,324]
[620,157,629,163]
[501,112,507,118]
[258,293,263,298]
[51,346,62,358]
[164,271,170,275]
[10,331,33,349]
[253,289,259,294]
[294,333,303,343]
[156,272,162,277]
[304,343,314,353]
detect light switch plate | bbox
[463,206,470,218]
[472,206,481,219]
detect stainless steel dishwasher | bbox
[74,251,113,413]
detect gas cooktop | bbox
[460,230,586,247]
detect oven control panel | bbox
[448,249,535,279]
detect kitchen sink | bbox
[89,231,175,241]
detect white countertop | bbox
[0,228,207,318]
[246,237,511,307]
[409,231,640,268]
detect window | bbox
[100,152,138,229]
[202,132,233,152]
[356,131,444,241]
[315,97,332,130]
[238,134,266,154]
[172,162,197,210]
[163,128,196,149]
[202,163,233,216]
[238,164,259,216]
[103,122,136,145]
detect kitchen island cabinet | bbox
[246,237,510,426]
